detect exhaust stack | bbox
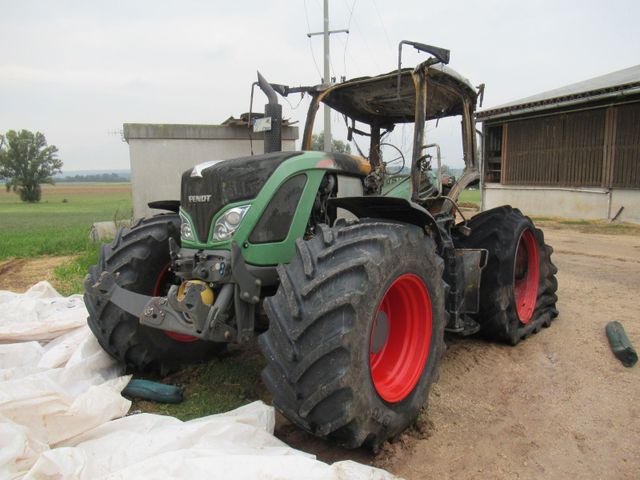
[256,71,282,153]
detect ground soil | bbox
[276,226,640,479]
[0,256,74,292]
[2,226,639,479]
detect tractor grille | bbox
[180,151,302,243]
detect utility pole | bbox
[307,0,348,152]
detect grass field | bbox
[0,183,132,260]
[0,183,132,295]
[458,188,480,207]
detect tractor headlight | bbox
[180,213,195,241]
[212,205,250,241]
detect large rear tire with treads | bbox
[455,206,559,345]
[260,219,446,450]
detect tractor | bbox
[85,41,558,450]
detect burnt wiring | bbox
[306,174,337,237]
[441,196,468,224]
[281,92,306,110]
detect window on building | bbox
[484,125,503,183]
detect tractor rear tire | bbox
[83,214,224,373]
[259,219,446,450]
[456,206,558,345]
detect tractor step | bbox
[445,315,480,336]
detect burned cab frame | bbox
[302,42,480,213]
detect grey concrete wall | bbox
[482,184,640,224]
[611,189,640,223]
[125,124,298,218]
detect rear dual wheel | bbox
[260,220,446,450]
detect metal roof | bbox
[320,64,478,125]
[477,64,640,120]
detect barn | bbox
[476,65,640,223]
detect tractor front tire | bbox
[260,220,446,450]
[456,206,559,345]
[83,214,223,373]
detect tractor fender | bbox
[329,196,442,246]
[148,200,180,213]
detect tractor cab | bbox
[298,41,481,216]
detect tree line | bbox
[57,173,129,183]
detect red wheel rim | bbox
[154,264,198,343]
[369,274,432,403]
[514,229,540,324]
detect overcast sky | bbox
[1,0,638,171]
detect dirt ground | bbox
[276,226,640,479]
[0,256,74,292]
[2,226,639,479]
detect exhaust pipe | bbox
[257,71,282,153]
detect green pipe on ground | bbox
[605,321,638,368]
[122,379,184,404]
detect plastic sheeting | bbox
[0,282,397,480]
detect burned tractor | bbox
[85,41,558,450]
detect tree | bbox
[0,130,62,202]
[311,132,352,154]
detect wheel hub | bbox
[370,311,389,354]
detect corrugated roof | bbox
[477,64,640,120]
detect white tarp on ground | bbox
[0,282,396,480]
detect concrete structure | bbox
[477,65,640,224]
[124,122,298,218]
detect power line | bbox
[303,0,323,81]
[346,6,381,70]
[371,0,393,55]
[341,0,357,77]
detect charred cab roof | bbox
[319,64,477,126]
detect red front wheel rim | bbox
[153,264,198,343]
[514,229,540,324]
[369,273,432,403]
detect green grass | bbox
[458,188,480,205]
[558,219,590,225]
[52,246,100,296]
[0,183,132,260]
[532,216,640,236]
[132,346,268,420]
